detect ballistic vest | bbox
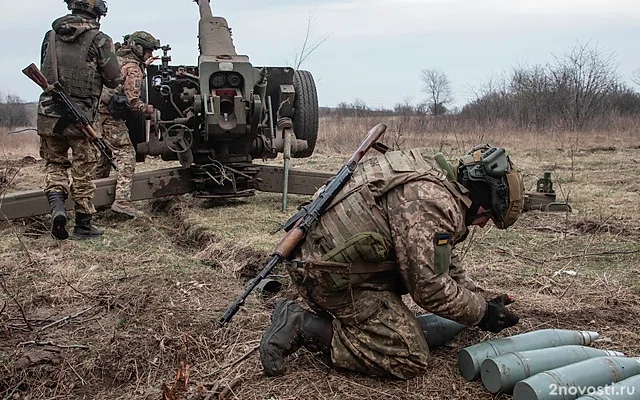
[41,29,102,101]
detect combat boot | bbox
[71,213,104,240]
[110,199,143,218]
[260,299,333,377]
[46,192,68,240]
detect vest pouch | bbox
[320,270,368,292]
[298,259,399,293]
[321,231,392,264]
[107,93,130,120]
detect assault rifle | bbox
[217,123,389,327]
[22,63,117,170]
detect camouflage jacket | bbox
[294,149,487,326]
[38,14,122,126]
[99,47,149,115]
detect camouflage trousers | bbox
[37,115,98,214]
[287,262,431,380]
[94,113,136,201]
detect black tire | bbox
[125,112,147,162]
[291,70,319,158]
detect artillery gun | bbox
[129,0,319,198]
[1,0,330,220]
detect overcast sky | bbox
[1,0,638,109]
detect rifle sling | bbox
[49,31,59,83]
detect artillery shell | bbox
[575,373,640,399]
[481,345,625,394]
[458,329,599,381]
[513,356,640,400]
[416,314,467,349]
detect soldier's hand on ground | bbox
[476,294,519,333]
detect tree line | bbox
[0,92,33,128]
[323,42,640,131]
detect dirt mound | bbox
[154,197,272,281]
[575,217,640,237]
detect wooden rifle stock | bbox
[217,123,388,327]
[22,63,117,170]
[22,63,50,91]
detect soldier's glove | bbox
[477,294,519,333]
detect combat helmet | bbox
[457,144,525,229]
[65,0,108,18]
[124,31,161,60]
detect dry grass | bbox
[1,117,639,399]
[316,116,640,156]
[0,127,40,160]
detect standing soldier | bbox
[259,145,525,379]
[38,0,122,240]
[94,31,160,218]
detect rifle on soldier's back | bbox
[217,123,389,327]
[22,63,117,170]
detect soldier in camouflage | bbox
[37,0,122,240]
[94,31,160,218]
[260,145,525,379]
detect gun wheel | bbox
[292,70,319,158]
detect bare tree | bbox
[632,68,640,86]
[462,73,510,125]
[552,41,619,130]
[287,10,331,70]
[420,69,453,116]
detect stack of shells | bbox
[454,328,640,399]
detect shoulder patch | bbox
[433,232,452,274]
[434,232,451,246]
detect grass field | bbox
[0,118,639,399]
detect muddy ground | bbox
[0,141,639,400]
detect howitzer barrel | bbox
[198,0,213,18]
[458,329,600,381]
[575,374,640,400]
[196,0,236,56]
[514,357,640,400]
[481,345,625,394]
